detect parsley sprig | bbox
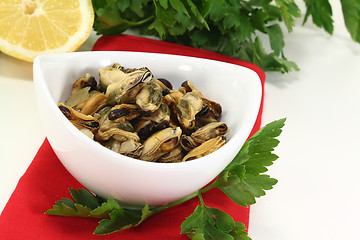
[46,118,285,239]
[91,0,360,74]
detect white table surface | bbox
[1,2,360,239]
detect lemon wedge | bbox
[0,0,94,62]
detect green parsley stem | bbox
[151,190,200,214]
[199,181,219,194]
[197,191,205,207]
[151,180,220,215]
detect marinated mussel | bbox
[101,65,153,105]
[59,63,229,163]
[58,103,99,134]
[140,127,182,162]
[182,136,226,162]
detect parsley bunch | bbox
[91,0,360,74]
[46,118,285,239]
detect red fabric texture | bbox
[0,35,265,239]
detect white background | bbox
[1,1,360,239]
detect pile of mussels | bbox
[59,64,229,163]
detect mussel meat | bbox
[102,65,153,105]
[182,136,226,162]
[136,80,163,114]
[58,103,99,133]
[60,64,229,163]
[176,92,204,130]
[140,127,182,162]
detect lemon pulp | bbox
[0,0,94,62]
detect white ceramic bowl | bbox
[33,51,262,207]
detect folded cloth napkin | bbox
[0,34,265,240]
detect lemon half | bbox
[0,0,94,62]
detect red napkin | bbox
[0,35,265,239]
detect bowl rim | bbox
[33,51,263,170]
